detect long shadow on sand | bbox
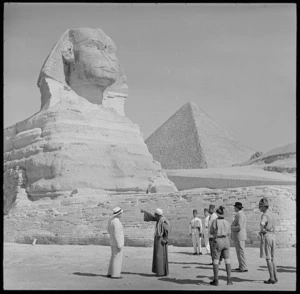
[174,251,199,256]
[159,274,260,285]
[73,272,104,277]
[217,276,260,283]
[257,265,296,273]
[195,265,226,272]
[122,271,156,277]
[169,261,203,265]
[158,276,208,285]
[169,261,225,271]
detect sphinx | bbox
[4,28,177,202]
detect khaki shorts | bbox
[211,237,230,260]
[260,233,275,260]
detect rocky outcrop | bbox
[3,28,176,204]
[145,102,254,169]
[235,142,296,176]
[3,166,28,215]
[250,151,263,160]
[147,176,178,194]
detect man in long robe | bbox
[107,206,124,279]
[141,208,170,276]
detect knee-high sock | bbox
[225,264,232,283]
[266,259,275,281]
[272,260,278,281]
[212,263,219,282]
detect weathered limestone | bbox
[3,28,177,203]
[147,175,178,194]
[3,166,28,215]
[4,185,296,248]
[145,102,254,169]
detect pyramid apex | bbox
[183,101,211,117]
[182,101,197,108]
[145,101,254,169]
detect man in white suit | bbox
[107,207,124,279]
[231,202,248,272]
[202,208,211,255]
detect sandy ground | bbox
[4,242,296,290]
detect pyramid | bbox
[145,102,254,169]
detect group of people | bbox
[106,197,278,286]
[188,201,248,286]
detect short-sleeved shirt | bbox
[261,211,276,232]
[210,217,231,260]
[210,217,231,238]
[208,213,218,238]
[190,217,202,228]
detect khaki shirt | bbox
[210,217,231,238]
[261,210,276,233]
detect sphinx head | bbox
[38,28,125,104]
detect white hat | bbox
[155,208,163,216]
[112,207,123,216]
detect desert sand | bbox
[4,242,296,290]
[167,166,296,190]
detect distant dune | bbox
[166,166,296,190]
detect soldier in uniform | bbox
[209,206,233,286]
[189,209,203,255]
[259,197,278,284]
[208,204,223,265]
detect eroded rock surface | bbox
[4,28,176,203]
[3,166,28,215]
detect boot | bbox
[209,263,219,286]
[225,264,233,285]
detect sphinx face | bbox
[69,28,119,89]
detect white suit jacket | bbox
[107,217,124,248]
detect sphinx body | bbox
[4,28,175,200]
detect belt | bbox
[216,235,227,238]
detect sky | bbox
[4,3,296,152]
